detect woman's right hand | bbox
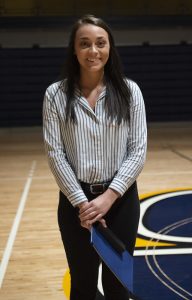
[77,201,106,230]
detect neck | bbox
[79,70,104,90]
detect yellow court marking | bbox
[135,237,174,248]
[63,269,70,299]
[139,187,192,201]
[137,187,192,249]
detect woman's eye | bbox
[80,41,89,48]
[79,40,107,49]
[97,40,106,48]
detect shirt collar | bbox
[75,86,106,114]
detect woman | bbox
[43,14,147,300]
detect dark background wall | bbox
[0,44,192,126]
[0,0,192,127]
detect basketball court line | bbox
[145,218,192,299]
[167,147,192,162]
[152,220,192,298]
[134,248,192,256]
[138,191,192,243]
[0,176,52,181]
[0,160,36,288]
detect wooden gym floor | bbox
[0,122,191,300]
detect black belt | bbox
[80,181,111,195]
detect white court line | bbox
[152,219,192,298]
[144,219,192,299]
[0,176,52,181]
[134,248,192,256]
[0,160,36,288]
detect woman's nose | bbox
[89,44,98,54]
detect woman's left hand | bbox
[79,188,120,226]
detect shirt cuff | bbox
[67,189,88,207]
[109,178,128,196]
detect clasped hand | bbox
[78,189,120,230]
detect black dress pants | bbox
[58,182,140,300]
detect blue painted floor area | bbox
[134,255,192,300]
[144,194,192,233]
[134,189,192,300]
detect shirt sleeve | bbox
[42,88,88,207]
[109,81,147,195]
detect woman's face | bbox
[74,24,110,74]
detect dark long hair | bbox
[64,14,131,124]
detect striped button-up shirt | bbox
[43,79,147,207]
